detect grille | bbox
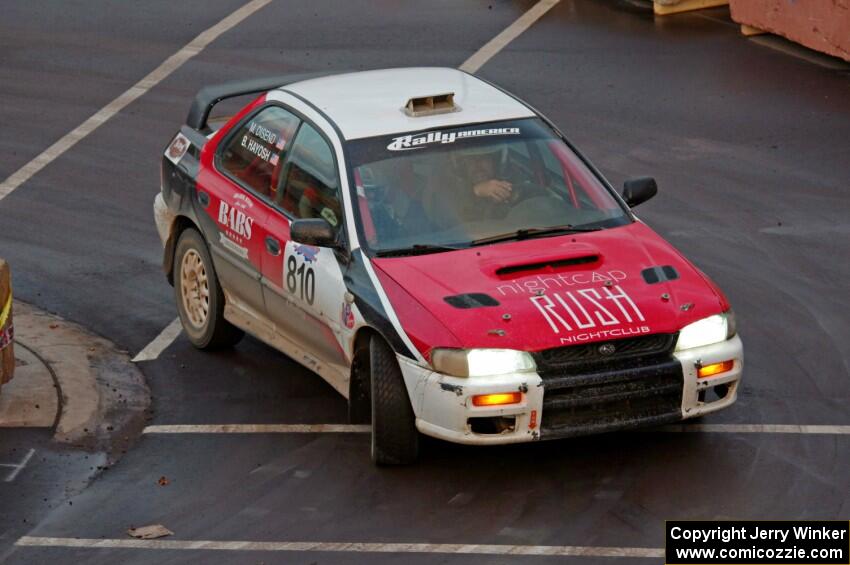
[532,333,677,374]
[536,338,683,439]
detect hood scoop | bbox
[495,254,600,278]
[483,242,603,279]
[444,293,500,309]
[642,265,680,284]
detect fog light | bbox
[472,392,522,407]
[712,383,729,400]
[698,360,734,378]
[468,416,516,434]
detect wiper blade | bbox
[374,243,464,257]
[470,225,602,246]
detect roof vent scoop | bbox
[403,93,459,117]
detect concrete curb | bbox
[0,342,59,428]
[10,301,151,456]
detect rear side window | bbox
[219,106,300,200]
[276,124,342,230]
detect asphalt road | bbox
[1,0,848,563]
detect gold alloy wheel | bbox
[180,249,210,329]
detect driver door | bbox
[261,122,350,372]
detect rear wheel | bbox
[174,228,243,349]
[370,337,418,465]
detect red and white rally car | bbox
[155,67,743,464]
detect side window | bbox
[219,106,300,200]
[505,140,533,179]
[277,124,342,230]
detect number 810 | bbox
[286,255,315,305]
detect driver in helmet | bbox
[454,144,513,205]
[422,143,517,227]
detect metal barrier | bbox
[730,0,850,62]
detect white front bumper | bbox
[676,334,744,418]
[400,357,544,445]
[398,334,744,446]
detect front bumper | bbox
[399,334,743,446]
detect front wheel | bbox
[173,228,243,349]
[370,337,418,465]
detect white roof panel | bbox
[282,67,535,140]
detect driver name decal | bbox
[387,127,520,151]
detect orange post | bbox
[0,259,14,390]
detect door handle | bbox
[265,236,281,256]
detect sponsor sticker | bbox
[341,302,355,330]
[320,207,338,227]
[164,133,190,165]
[496,270,627,296]
[219,233,248,259]
[217,201,254,241]
[529,284,650,344]
[231,193,254,210]
[387,127,521,151]
[294,244,319,263]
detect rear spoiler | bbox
[185,71,345,131]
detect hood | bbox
[372,222,727,355]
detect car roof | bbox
[282,67,536,140]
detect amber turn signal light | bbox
[698,360,734,378]
[472,392,522,407]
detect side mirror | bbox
[622,177,658,208]
[290,218,338,247]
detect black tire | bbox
[173,228,243,349]
[370,336,418,465]
[348,341,372,425]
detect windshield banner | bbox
[387,127,521,151]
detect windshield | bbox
[346,118,631,254]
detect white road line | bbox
[132,317,182,362]
[143,424,371,434]
[0,0,272,202]
[142,423,850,435]
[15,536,663,558]
[656,424,850,435]
[459,0,560,73]
[2,448,35,482]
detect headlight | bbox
[431,348,536,378]
[675,310,736,351]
